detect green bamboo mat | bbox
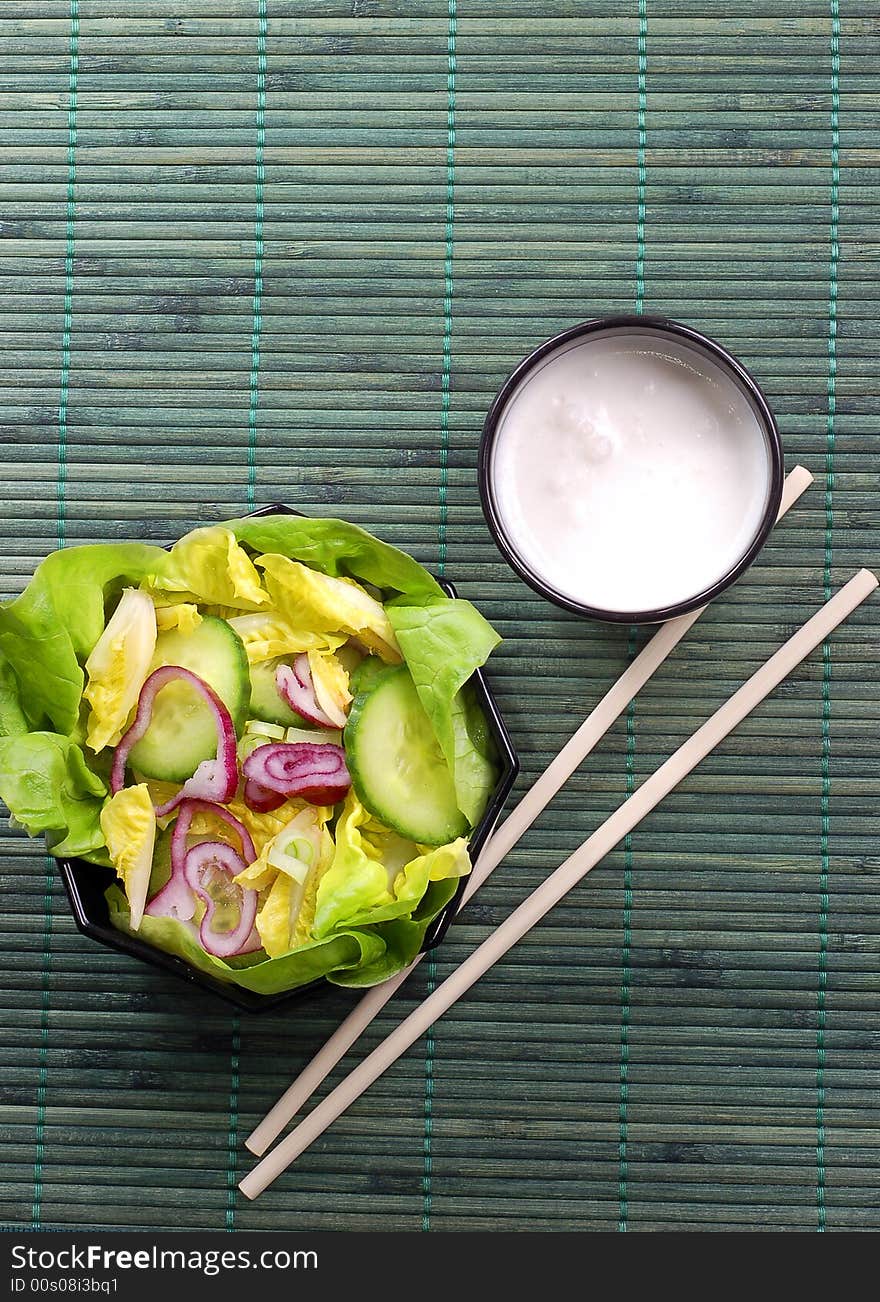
[1,0,878,1233]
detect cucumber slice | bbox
[127,617,249,782]
[248,656,311,728]
[344,665,468,845]
[349,654,394,697]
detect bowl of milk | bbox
[479,316,784,623]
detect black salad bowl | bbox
[58,505,519,1013]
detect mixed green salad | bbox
[0,516,501,994]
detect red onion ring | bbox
[242,779,287,814]
[182,840,258,959]
[275,655,341,730]
[237,924,264,955]
[143,862,197,924]
[153,758,236,818]
[145,798,256,926]
[242,742,351,806]
[110,665,239,815]
[172,798,257,865]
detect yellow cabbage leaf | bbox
[225,612,341,664]
[160,526,268,610]
[99,784,157,931]
[313,792,470,937]
[83,588,157,752]
[391,837,471,909]
[256,553,402,663]
[154,602,202,635]
[244,815,335,957]
[307,648,352,726]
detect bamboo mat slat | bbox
[0,1,878,1233]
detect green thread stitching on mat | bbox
[817,0,839,1234]
[33,0,80,1230]
[618,630,638,1233]
[619,1,647,1233]
[635,0,647,313]
[422,1023,435,1231]
[226,0,268,1227]
[226,1017,241,1230]
[423,0,457,1234]
[437,0,456,579]
[57,0,79,550]
[247,0,267,511]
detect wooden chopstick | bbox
[241,587,878,1205]
[245,465,813,1159]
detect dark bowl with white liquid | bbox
[479,315,784,625]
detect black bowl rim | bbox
[58,504,519,1013]
[478,313,785,625]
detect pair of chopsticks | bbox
[243,471,814,1165]
[240,466,877,1199]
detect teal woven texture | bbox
[0,2,878,1232]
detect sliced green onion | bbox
[285,725,340,746]
[290,836,313,861]
[237,734,264,763]
[246,720,286,740]
[267,844,310,882]
[274,827,315,864]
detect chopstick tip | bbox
[238,1171,261,1201]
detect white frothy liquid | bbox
[490,332,772,614]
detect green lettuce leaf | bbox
[0,652,28,738]
[0,542,168,735]
[450,680,500,827]
[387,599,501,822]
[0,732,107,856]
[329,919,429,988]
[224,514,445,602]
[313,792,470,938]
[106,883,449,993]
[313,796,391,938]
[330,877,462,988]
